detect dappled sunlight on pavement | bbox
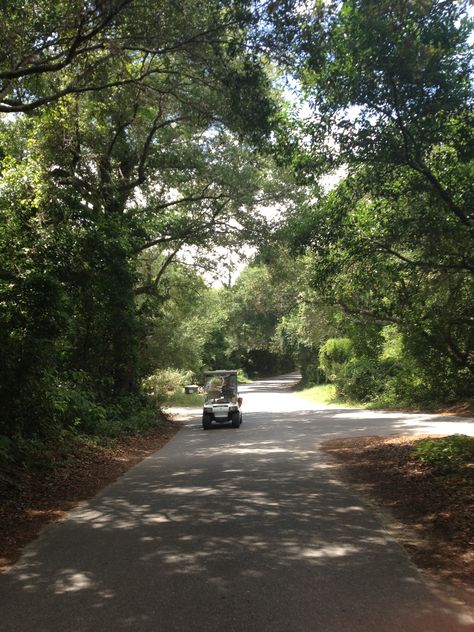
[0,373,472,631]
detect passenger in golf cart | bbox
[202,370,242,429]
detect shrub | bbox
[300,357,325,386]
[412,435,474,471]
[142,368,194,397]
[319,338,353,383]
[237,368,251,383]
[105,393,164,437]
[340,356,388,402]
[54,372,108,435]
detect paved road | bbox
[1,374,473,631]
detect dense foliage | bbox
[279,0,474,403]
[219,0,473,406]
[0,0,292,463]
[1,1,472,466]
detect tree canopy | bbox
[279,0,474,399]
[0,0,293,450]
[0,0,472,464]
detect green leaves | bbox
[272,1,474,403]
[0,0,295,453]
[412,435,474,472]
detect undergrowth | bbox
[295,384,355,407]
[412,435,474,472]
[0,393,167,469]
[162,391,205,407]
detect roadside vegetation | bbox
[295,384,352,408]
[162,392,205,408]
[413,435,474,471]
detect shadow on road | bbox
[1,402,472,632]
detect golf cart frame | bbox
[202,370,242,430]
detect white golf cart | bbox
[202,370,242,430]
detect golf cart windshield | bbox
[204,373,238,404]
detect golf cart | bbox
[202,370,242,430]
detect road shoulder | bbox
[320,435,474,613]
[0,419,181,572]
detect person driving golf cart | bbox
[202,370,242,429]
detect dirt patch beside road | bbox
[321,435,473,604]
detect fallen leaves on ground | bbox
[320,435,473,592]
[0,419,181,571]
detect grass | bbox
[296,384,474,416]
[295,384,363,408]
[162,391,205,407]
[168,382,349,408]
[237,374,253,384]
[366,395,474,416]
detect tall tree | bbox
[280,0,474,396]
[0,0,285,442]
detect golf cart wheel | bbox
[231,411,240,428]
[202,414,212,430]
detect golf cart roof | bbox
[203,370,238,376]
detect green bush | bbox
[319,338,353,383]
[142,368,194,397]
[106,394,163,437]
[55,373,163,439]
[54,372,108,435]
[237,368,252,383]
[300,357,325,386]
[412,435,474,471]
[340,356,388,402]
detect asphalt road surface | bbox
[1,373,473,632]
